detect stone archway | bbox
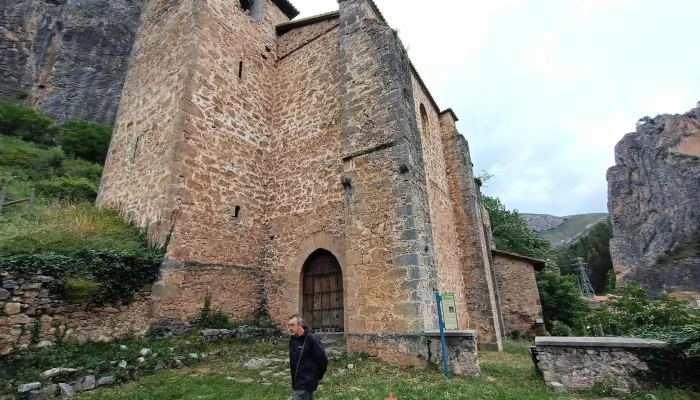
[286,232,349,332]
[302,249,344,332]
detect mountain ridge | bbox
[522,212,609,247]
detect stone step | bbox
[313,332,346,347]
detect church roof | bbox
[491,249,547,271]
[273,0,300,20]
[276,11,339,35]
[275,0,458,122]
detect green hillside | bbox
[522,213,609,247]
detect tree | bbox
[555,220,614,294]
[536,271,590,332]
[0,102,58,145]
[482,195,551,260]
[59,120,113,164]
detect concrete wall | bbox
[493,254,542,337]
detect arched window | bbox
[420,104,430,138]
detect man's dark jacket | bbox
[289,327,328,391]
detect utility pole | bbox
[572,257,595,296]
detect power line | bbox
[571,257,595,296]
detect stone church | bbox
[97,0,545,362]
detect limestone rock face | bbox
[607,104,700,297]
[0,0,146,125]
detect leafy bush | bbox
[0,102,58,145]
[191,292,234,330]
[549,321,571,337]
[35,176,98,202]
[633,324,700,389]
[65,278,103,300]
[584,282,700,337]
[61,158,103,183]
[535,271,590,331]
[0,248,163,305]
[58,120,113,164]
[482,195,551,260]
[0,136,65,180]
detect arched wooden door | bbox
[302,250,344,332]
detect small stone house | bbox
[492,249,546,338]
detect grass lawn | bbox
[75,340,696,400]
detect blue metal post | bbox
[434,289,449,378]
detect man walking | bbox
[287,314,328,400]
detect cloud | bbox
[290,0,700,216]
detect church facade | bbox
[98,0,542,361]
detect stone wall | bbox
[338,0,438,336]
[535,336,666,390]
[0,0,145,125]
[0,270,153,355]
[492,253,543,338]
[412,77,470,332]
[347,330,480,376]
[264,18,345,324]
[440,113,502,351]
[151,261,264,323]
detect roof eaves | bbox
[491,249,547,271]
[409,61,441,116]
[439,108,459,122]
[276,10,339,35]
[273,0,300,20]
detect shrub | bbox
[58,120,112,164]
[632,324,700,389]
[0,136,65,180]
[191,292,234,329]
[61,158,103,183]
[549,321,571,337]
[536,271,590,331]
[65,278,103,300]
[584,282,700,337]
[0,102,59,145]
[35,176,98,202]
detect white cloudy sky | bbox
[289,0,700,216]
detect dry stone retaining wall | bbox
[0,270,153,355]
[535,336,666,390]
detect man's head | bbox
[287,314,305,337]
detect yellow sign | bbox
[441,292,459,330]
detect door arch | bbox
[302,249,344,332]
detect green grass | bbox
[0,202,148,256]
[71,340,696,400]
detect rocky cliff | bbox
[607,103,700,298]
[0,0,145,126]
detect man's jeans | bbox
[292,390,314,400]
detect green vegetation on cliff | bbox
[0,103,164,305]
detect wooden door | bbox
[302,250,344,332]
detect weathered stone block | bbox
[4,302,21,315]
[535,336,666,390]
